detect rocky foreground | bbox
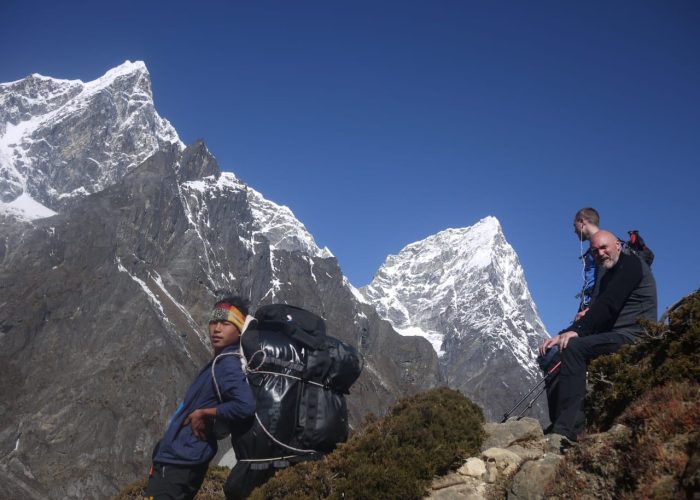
[430,290,700,499]
[428,417,569,499]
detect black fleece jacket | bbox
[567,251,657,339]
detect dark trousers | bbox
[548,332,633,440]
[144,462,208,500]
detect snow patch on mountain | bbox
[115,256,195,360]
[0,191,56,220]
[396,325,444,355]
[151,271,204,343]
[344,276,370,305]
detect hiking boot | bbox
[545,433,576,454]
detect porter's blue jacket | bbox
[153,344,256,465]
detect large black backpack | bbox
[224,304,362,499]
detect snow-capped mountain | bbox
[0,63,440,499]
[362,216,550,421]
[0,60,181,217]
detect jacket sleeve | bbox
[213,355,256,422]
[569,254,643,336]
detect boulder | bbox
[508,453,562,500]
[459,457,487,479]
[482,418,544,451]
[427,473,486,500]
[482,447,523,477]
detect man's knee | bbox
[559,338,589,375]
[562,337,586,359]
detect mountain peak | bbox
[82,60,150,94]
[439,216,502,245]
[104,59,148,76]
[361,216,549,420]
[390,215,503,276]
[23,60,148,87]
[474,214,501,232]
[0,61,181,218]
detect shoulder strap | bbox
[211,350,243,402]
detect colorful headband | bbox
[210,303,246,332]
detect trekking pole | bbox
[501,361,561,423]
[514,373,560,420]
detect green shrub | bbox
[586,289,700,430]
[249,386,484,500]
[113,477,148,500]
[549,381,700,498]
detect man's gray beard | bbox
[601,254,619,269]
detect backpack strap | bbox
[211,350,243,402]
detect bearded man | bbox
[539,230,657,442]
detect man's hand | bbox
[183,408,217,440]
[539,331,579,355]
[575,308,589,321]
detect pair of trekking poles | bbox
[501,358,561,423]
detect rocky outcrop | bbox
[426,418,565,500]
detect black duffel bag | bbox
[224,304,362,499]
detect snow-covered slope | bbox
[0,60,181,218]
[362,216,550,420]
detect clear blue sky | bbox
[2,1,699,334]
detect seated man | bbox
[539,230,657,441]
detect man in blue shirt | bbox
[573,207,601,315]
[145,296,256,500]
